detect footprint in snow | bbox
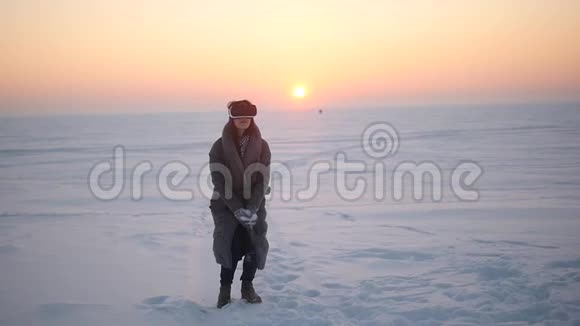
[303,289,321,298]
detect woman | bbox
[208,99,271,308]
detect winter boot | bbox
[217,284,231,308]
[241,280,262,304]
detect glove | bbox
[245,213,258,229]
[246,205,258,216]
[245,205,258,227]
[233,208,256,228]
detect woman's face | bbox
[232,118,252,131]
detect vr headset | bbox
[228,100,257,119]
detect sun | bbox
[293,86,307,98]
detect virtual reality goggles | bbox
[228,100,257,119]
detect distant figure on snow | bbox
[208,99,272,308]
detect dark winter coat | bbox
[208,120,271,270]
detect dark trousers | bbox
[220,224,257,286]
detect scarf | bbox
[239,134,250,159]
[220,120,263,195]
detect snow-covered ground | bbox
[1,104,580,325]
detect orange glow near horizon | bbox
[1,1,580,114]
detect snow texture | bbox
[1,105,580,325]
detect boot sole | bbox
[217,299,232,309]
[242,297,262,304]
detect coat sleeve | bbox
[247,140,271,211]
[209,139,244,213]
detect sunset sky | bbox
[1,0,579,115]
